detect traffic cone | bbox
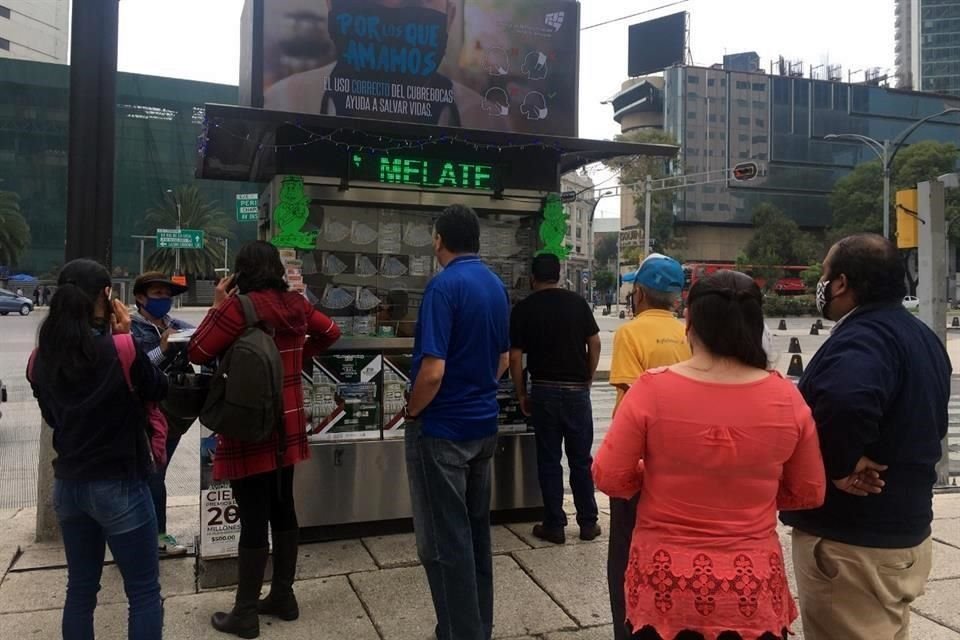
[789,337,802,354]
[787,354,805,378]
[619,311,626,319]
[816,319,824,330]
[952,317,959,328]
[778,319,787,331]
[810,324,819,336]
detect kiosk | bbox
[194,0,677,571]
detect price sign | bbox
[201,483,241,558]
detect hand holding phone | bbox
[110,298,132,335]
[213,274,238,309]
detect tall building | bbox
[0,1,70,64]
[0,58,259,274]
[610,59,960,262]
[896,0,960,96]
[560,172,596,298]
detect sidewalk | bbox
[2,493,959,639]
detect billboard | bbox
[627,12,686,78]
[243,0,580,137]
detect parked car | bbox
[0,288,33,315]
[903,295,920,311]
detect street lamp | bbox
[825,107,960,240]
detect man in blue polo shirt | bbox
[404,204,510,640]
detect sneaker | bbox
[532,523,565,545]
[158,533,188,557]
[579,524,602,541]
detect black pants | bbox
[608,494,640,640]
[230,466,298,549]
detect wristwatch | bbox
[403,405,419,420]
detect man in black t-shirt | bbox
[510,254,602,544]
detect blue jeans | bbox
[405,421,497,640]
[54,478,163,640]
[146,431,182,534]
[530,384,599,529]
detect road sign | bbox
[581,273,590,285]
[236,193,259,222]
[157,229,204,250]
[732,162,759,181]
[560,190,578,203]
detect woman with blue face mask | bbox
[130,271,193,558]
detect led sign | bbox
[350,153,497,191]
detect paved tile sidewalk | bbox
[1,493,958,639]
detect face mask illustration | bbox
[520,92,548,120]
[522,51,549,80]
[482,87,510,117]
[485,48,510,76]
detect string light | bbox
[197,117,568,156]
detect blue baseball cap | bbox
[622,253,684,293]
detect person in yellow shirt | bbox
[605,253,691,640]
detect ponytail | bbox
[687,271,768,370]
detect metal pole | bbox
[615,230,621,314]
[175,200,182,275]
[643,175,653,257]
[916,179,951,487]
[883,140,891,240]
[139,238,144,274]
[224,237,229,272]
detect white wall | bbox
[0,0,69,63]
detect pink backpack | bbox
[113,334,169,468]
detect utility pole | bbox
[916,179,951,487]
[643,175,653,257]
[39,0,121,543]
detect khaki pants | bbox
[791,529,933,640]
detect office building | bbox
[0,1,69,63]
[896,0,960,96]
[0,58,259,274]
[610,58,960,262]
[560,172,596,297]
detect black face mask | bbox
[328,0,449,79]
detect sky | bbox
[116,0,896,219]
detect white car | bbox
[903,296,920,310]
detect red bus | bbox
[682,263,809,300]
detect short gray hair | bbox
[639,285,678,311]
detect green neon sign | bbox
[351,153,496,191]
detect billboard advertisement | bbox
[627,12,686,78]
[247,0,580,137]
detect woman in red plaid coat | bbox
[189,241,340,638]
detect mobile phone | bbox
[214,268,231,276]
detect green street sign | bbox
[236,193,259,222]
[156,228,204,250]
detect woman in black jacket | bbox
[28,259,168,640]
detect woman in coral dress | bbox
[593,270,826,640]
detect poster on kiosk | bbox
[243,0,580,137]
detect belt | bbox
[531,380,591,390]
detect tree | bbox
[144,185,234,277]
[0,191,31,268]
[594,270,615,293]
[743,203,821,290]
[604,129,680,252]
[830,140,960,241]
[593,232,618,269]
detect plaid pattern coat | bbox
[189,290,340,480]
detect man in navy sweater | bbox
[781,234,950,640]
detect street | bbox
[1,309,958,511]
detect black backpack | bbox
[200,295,284,445]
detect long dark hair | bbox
[234,241,289,294]
[37,259,111,383]
[687,270,767,370]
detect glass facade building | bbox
[896,0,960,96]
[664,64,960,229]
[0,58,259,275]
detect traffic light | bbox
[732,162,759,181]
[896,189,918,249]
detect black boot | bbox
[258,530,300,621]
[211,546,269,638]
